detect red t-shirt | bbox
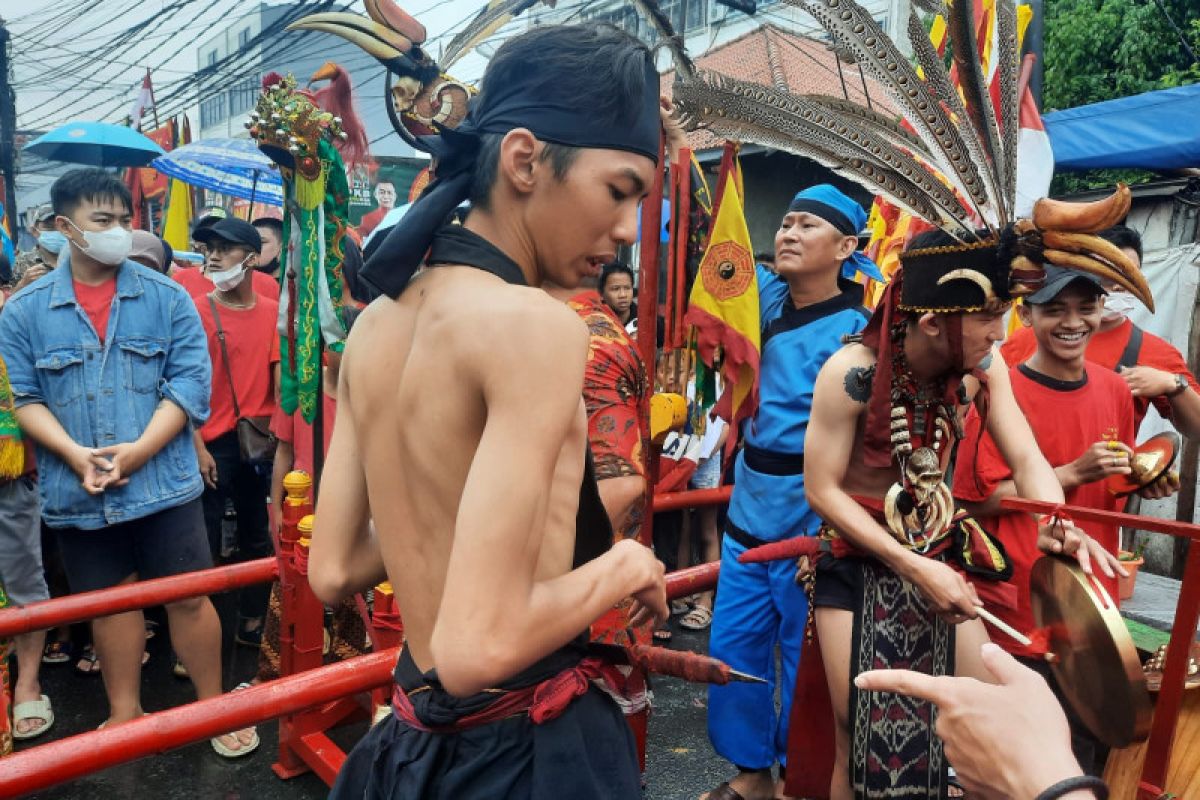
[173,266,280,301]
[953,363,1134,658]
[269,391,336,475]
[73,278,117,341]
[196,294,281,442]
[1002,320,1199,428]
[357,207,389,238]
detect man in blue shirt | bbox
[0,169,258,756]
[706,185,878,800]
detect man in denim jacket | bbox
[0,169,258,756]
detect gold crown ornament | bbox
[246,74,347,181]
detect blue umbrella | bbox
[151,138,283,207]
[24,121,166,168]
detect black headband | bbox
[361,53,662,299]
[786,198,857,235]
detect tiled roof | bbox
[664,23,897,152]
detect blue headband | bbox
[361,55,662,299]
[787,184,883,282]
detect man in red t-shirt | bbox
[955,266,1177,773]
[173,261,280,301]
[191,218,280,655]
[1001,226,1200,436]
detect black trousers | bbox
[201,430,272,621]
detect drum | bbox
[1103,681,1200,797]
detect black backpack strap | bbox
[1117,324,1144,371]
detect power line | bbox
[18,0,317,128]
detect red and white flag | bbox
[129,69,154,129]
[1014,86,1054,217]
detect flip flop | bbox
[74,645,101,676]
[42,640,73,664]
[211,682,260,758]
[12,695,54,740]
[680,604,713,631]
[702,782,749,800]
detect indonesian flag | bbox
[129,70,153,129]
[684,143,759,431]
[1014,88,1053,217]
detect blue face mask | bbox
[37,230,68,255]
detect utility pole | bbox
[0,18,18,239]
[1023,0,1045,109]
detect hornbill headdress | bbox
[287,0,475,154]
[671,0,1151,317]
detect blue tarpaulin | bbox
[1045,83,1200,171]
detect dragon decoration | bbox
[246,71,359,422]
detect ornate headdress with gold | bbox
[672,0,1151,316]
[248,72,356,422]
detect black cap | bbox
[1025,266,1107,304]
[193,218,262,252]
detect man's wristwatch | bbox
[1167,373,1190,398]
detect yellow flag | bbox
[162,178,192,253]
[685,152,759,425]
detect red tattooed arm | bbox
[804,346,981,619]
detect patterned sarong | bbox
[849,558,953,798]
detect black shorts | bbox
[55,499,213,593]
[812,554,867,612]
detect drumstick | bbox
[976,606,1059,664]
[975,606,1030,645]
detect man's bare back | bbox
[339,265,592,672]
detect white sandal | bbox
[12,694,54,740]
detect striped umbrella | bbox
[151,138,283,206]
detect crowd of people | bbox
[1,20,1197,800]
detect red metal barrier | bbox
[0,649,398,798]
[666,561,719,599]
[999,497,1200,541]
[0,558,277,639]
[652,485,733,514]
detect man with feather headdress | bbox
[673,0,1154,797]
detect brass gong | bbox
[1030,556,1152,748]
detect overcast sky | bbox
[8,0,496,132]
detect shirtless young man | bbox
[801,229,1126,800]
[308,24,667,798]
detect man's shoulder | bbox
[4,271,56,311]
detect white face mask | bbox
[1102,291,1139,322]
[209,258,249,292]
[65,220,133,266]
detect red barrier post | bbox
[0,648,398,798]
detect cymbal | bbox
[1106,432,1180,497]
[1030,556,1152,747]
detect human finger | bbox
[978,641,1030,686]
[1073,533,1094,576]
[628,602,653,629]
[854,668,951,705]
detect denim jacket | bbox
[0,254,211,529]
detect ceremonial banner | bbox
[685,145,759,432]
[161,119,193,251]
